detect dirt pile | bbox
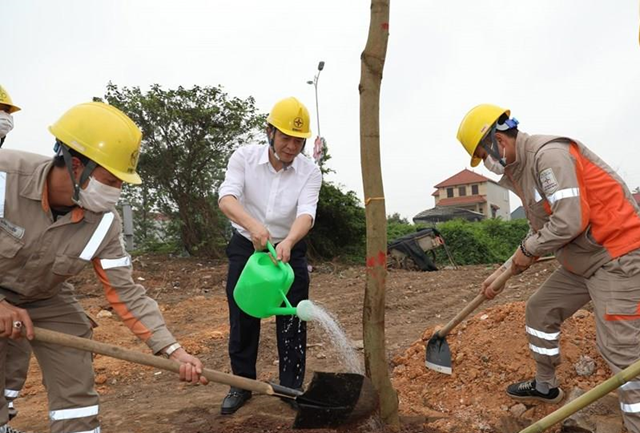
[391,302,612,432]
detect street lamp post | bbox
[306,61,325,137]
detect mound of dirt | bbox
[391,302,612,433]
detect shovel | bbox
[424,256,556,375]
[425,266,514,375]
[29,326,378,429]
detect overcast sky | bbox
[3,0,640,220]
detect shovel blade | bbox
[293,372,378,429]
[425,334,452,375]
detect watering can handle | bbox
[266,241,286,270]
[266,241,278,259]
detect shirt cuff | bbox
[218,188,242,202]
[147,329,178,355]
[296,211,316,227]
[524,236,543,257]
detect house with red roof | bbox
[413,169,511,224]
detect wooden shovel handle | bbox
[437,267,513,338]
[31,327,275,395]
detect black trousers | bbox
[225,233,309,389]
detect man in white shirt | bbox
[218,97,322,415]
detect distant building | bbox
[413,169,511,224]
[511,206,526,220]
[413,206,485,225]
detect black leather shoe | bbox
[220,387,252,415]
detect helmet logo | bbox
[480,124,488,134]
[293,117,304,130]
[0,89,7,100]
[129,150,140,172]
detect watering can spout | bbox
[272,306,299,316]
[295,300,315,321]
[269,300,315,321]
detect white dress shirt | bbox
[218,144,322,243]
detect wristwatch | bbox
[162,343,182,359]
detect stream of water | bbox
[298,300,363,374]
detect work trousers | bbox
[525,250,640,432]
[3,338,30,419]
[225,233,309,389]
[0,288,99,432]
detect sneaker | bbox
[506,379,564,404]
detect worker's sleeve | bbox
[296,165,322,226]
[524,143,589,257]
[92,220,175,354]
[218,147,246,202]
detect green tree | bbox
[386,213,427,242]
[308,182,366,261]
[305,140,368,261]
[105,83,265,257]
[434,218,530,265]
[387,212,408,224]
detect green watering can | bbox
[233,241,298,318]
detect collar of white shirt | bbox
[259,144,301,172]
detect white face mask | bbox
[78,176,121,213]
[0,111,14,138]
[483,155,505,175]
[483,145,507,175]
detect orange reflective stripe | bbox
[93,259,152,341]
[605,313,640,321]
[568,144,589,232]
[570,143,640,258]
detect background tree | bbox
[105,83,265,257]
[387,212,408,225]
[307,182,366,261]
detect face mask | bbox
[78,177,121,213]
[483,155,505,175]
[0,111,14,138]
[483,146,507,175]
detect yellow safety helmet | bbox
[266,97,312,138]
[457,104,510,167]
[49,102,143,184]
[0,85,21,113]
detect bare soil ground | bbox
[11,257,614,433]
